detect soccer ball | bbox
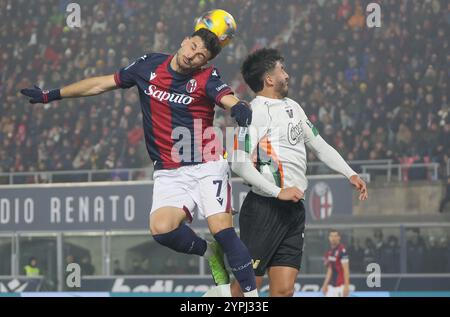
[194,9,237,47]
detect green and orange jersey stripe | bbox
[257,136,284,188]
[234,132,284,188]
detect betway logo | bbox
[111,278,211,293]
[144,85,194,105]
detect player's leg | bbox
[230,276,264,297]
[150,206,208,256]
[149,169,208,257]
[263,200,305,297]
[267,266,298,297]
[206,212,258,297]
[337,285,344,297]
[325,286,334,297]
[229,191,288,297]
[198,159,258,296]
[325,285,340,297]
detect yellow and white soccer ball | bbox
[194,9,237,47]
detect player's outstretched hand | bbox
[349,175,368,201]
[277,187,304,202]
[20,85,61,104]
[231,101,252,127]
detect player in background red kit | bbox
[322,230,350,297]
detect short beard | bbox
[276,83,289,98]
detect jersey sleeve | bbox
[114,54,150,89]
[205,67,234,106]
[231,105,281,198]
[339,247,349,263]
[324,252,331,267]
[296,102,320,144]
[235,106,270,156]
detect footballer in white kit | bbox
[229,48,368,297]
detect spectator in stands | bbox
[373,229,386,269]
[383,235,400,273]
[23,257,40,277]
[407,229,426,273]
[347,238,364,273]
[80,255,95,276]
[439,176,450,213]
[113,259,125,275]
[129,258,146,275]
[424,236,445,273]
[362,237,376,269]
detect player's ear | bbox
[264,74,274,88]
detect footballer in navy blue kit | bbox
[21,27,258,297]
[114,52,233,170]
[322,230,351,297]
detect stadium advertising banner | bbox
[0,176,352,231]
[0,277,43,292]
[77,275,450,293]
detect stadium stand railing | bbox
[1,159,446,184]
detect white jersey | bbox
[232,95,355,198]
[244,96,316,196]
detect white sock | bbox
[202,283,231,297]
[202,286,218,297]
[243,289,259,297]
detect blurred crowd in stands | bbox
[347,228,450,273]
[1,0,448,180]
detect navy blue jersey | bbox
[324,244,349,286]
[114,53,233,170]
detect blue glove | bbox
[20,85,61,104]
[231,101,252,127]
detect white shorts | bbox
[325,285,344,297]
[150,157,233,222]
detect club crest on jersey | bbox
[186,79,198,93]
[285,108,293,118]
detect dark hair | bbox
[191,28,222,60]
[329,229,340,235]
[241,48,284,93]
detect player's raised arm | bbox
[218,94,253,127]
[300,108,368,200]
[61,75,117,98]
[20,52,147,104]
[20,74,117,104]
[204,66,252,127]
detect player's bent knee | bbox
[149,207,186,235]
[149,220,177,235]
[207,212,233,235]
[271,287,294,297]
